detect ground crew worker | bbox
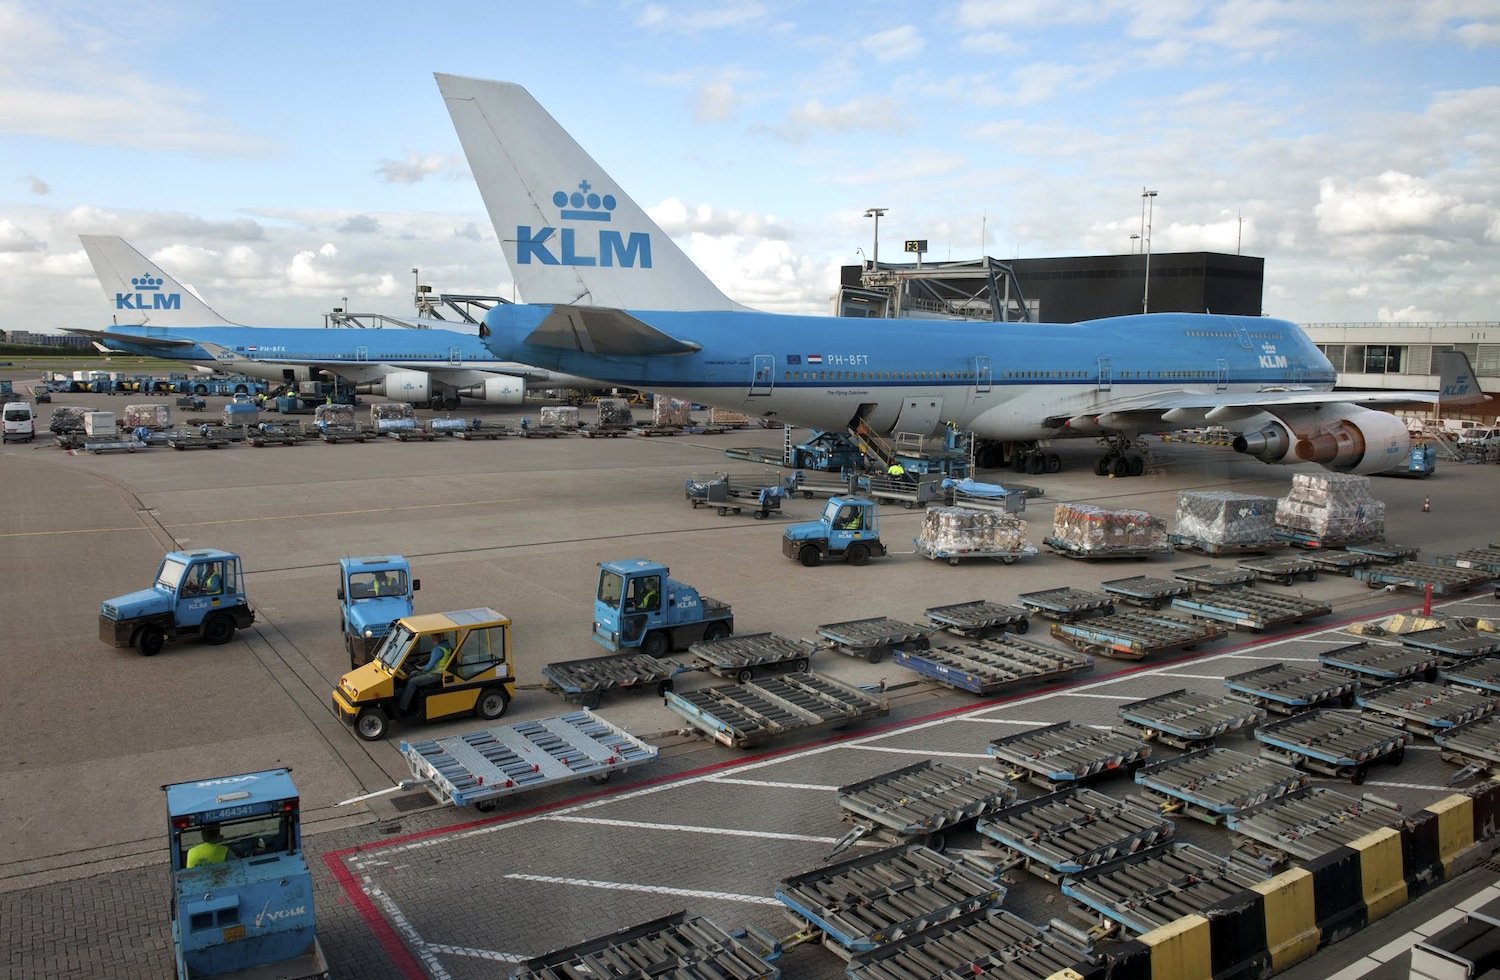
[371,570,395,596]
[837,505,863,530]
[186,825,229,868]
[201,565,222,594]
[886,461,906,478]
[638,579,660,611]
[399,633,454,713]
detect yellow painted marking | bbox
[1253,867,1319,971]
[1141,914,1212,980]
[1351,827,1408,922]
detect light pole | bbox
[410,267,420,313]
[1129,233,1140,254]
[863,208,887,268]
[1141,189,1157,313]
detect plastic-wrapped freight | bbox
[1051,502,1167,553]
[314,404,354,428]
[49,406,90,434]
[122,403,171,431]
[370,402,416,432]
[539,405,580,428]
[653,397,693,428]
[1172,491,1278,545]
[596,398,634,427]
[918,506,1029,553]
[1275,473,1385,542]
[708,407,750,427]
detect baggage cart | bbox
[1118,689,1265,749]
[165,430,227,451]
[827,760,1017,856]
[83,437,148,454]
[1167,532,1281,556]
[1016,587,1115,622]
[1319,639,1440,684]
[860,474,945,510]
[913,537,1039,565]
[1049,610,1226,661]
[1170,588,1332,632]
[1302,549,1380,575]
[1134,747,1309,824]
[775,844,1004,959]
[454,420,509,440]
[1435,715,1500,783]
[663,671,889,749]
[976,786,1173,882]
[793,469,859,499]
[1356,680,1500,737]
[1061,843,1265,937]
[816,617,934,664]
[398,710,658,810]
[1255,709,1411,783]
[540,652,683,709]
[1237,555,1320,585]
[1400,625,1500,659]
[1354,561,1493,594]
[892,634,1093,696]
[1223,663,1358,714]
[1431,548,1500,574]
[847,908,1092,980]
[1346,541,1419,563]
[1227,786,1403,871]
[510,910,781,980]
[1172,564,1258,591]
[924,599,1031,637]
[685,632,816,683]
[987,722,1150,789]
[1099,575,1193,610]
[1042,536,1172,560]
[319,424,368,444]
[685,472,790,519]
[1441,656,1500,694]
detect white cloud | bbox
[1314,171,1469,236]
[694,80,740,123]
[1379,304,1444,322]
[772,97,904,141]
[861,25,924,62]
[0,219,44,252]
[375,153,466,184]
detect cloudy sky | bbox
[1,0,1497,333]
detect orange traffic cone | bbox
[1422,496,1431,513]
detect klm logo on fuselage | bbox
[1258,342,1286,370]
[115,275,181,311]
[515,180,652,268]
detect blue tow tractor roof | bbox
[164,768,297,822]
[166,548,240,563]
[340,555,408,570]
[598,558,668,575]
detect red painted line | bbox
[321,847,428,980]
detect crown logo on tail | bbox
[553,180,616,222]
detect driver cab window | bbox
[453,625,505,678]
[350,570,403,599]
[186,561,225,596]
[597,571,624,607]
[626,575,661,612]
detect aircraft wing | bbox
[524,305,701,357]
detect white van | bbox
[3,401,35,442]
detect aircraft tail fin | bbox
[1436,350,1489,408]
[436,73,742,313]
[80,235,236,327]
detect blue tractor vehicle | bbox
[164,768,328,979]
[593,559,734,657]
[100,549,255,656]
[338,555,420,668]
[782,495,888,567]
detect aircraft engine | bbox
[476,375,526,405]
[1234,407,1410,474]
[378,370,432,403]
[1232,421,1293,463]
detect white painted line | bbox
[1154,673,1228,680]
[707,777,836,791]
[1230,654,1317,661]
[366,878,453,980]
[504,872,782,905]
[1065,692,1137,701]
[1366,780,1454,791]
[545,815,855,846]
[1457,884,1500,913]
[423,943,523,963]
[850,745,991,758]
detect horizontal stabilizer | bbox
[70,328,198,350]
[525,306,701,357]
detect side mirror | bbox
[336,586,345,601]
[411,579,420,592]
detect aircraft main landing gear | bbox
[1012,445,1061,475]
[1094,435,1148,477]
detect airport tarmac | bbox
[2,379,1497,978]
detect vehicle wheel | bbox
[1150,599,1163,610]
[703,622,730,643]
[866,648,884,664]
[1387,745,1406,766]
[194,383,208,396]
[1340,691,1356,708]
[580,691,603,710]
[135,626,165,657]
[1012,452,1027,472]
[202,614,235,646]
[736,667,754,683]
[1112,456,1131,478]
[445,397,460,411]
[903,500,914,509]
[754,510,768,519]
[1026,453,1044,475]
[587,772,611,785]
[1093,455,1111,476]
[642,631,669,657]
[1045,452,1062,473]
[475,687,510,720]
[1127,455,1145,477]
[1014,619,1030,634]
[717,506,729,516]
[354,707,389,741]
[847,543,871,566]
[1350,765,1367,786]
[1305,570,1319,581]
[792,658,809,672]
[924,830,947,852]
[656,679,675,697]
[803,491,815,499]
[475,800,498,813]
[234,384,249,395]
[799,545,823,568]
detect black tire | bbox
[135,626,166,656]
[803,491,815,499]
[1387,745,1406,766]
[234,384,249,395]
[716,507,729,516]
[1014,619,1030,634]
[703,622,730,643]
[1339,691,1356,708]
[799,545,823,568]
[1093,455,1111,476]
[1305,570,1319,582]
[1350,765,1367,786]
[754,510,768,519]
[736,667,754,683]
[354,707,389,741]
[194,383,208,396]
[1045,452,1062,473]
[866,648,884,664]
[475,687,510,720]
[902,500,914,509]
[792,658,809,673]
[1112,456,1131,478]
[1127,455,1145,477]
[202,614,235,646]
[1012,451,1027,472]
[641,631,669,658]
[656,679,674,697]
[925,830,947,852]
[580,691,603,709]
[847,542,871,566]
[475,799,497,813]
[1026,453,1044,475]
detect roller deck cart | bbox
[775,844,1004,959]
[1015,587,1115,622]
[1255,709,1412,783]
[1061,843,1265,937]
[1356,680,1500,737]
[1237,555,1319,585]
[1354,561,1493,594]
[847,908,1092,980]
[986,722,1150,789]
[914,537,1040,565]
[686,632,816,683]
[1274,527,1382,549]
[1435,716,1500,783]
[83,437,147,454]
[398,710,658,810]
[924,599,1030,637]
[318,425,368,444]
[540,652,682,709]
[1400,625,1500,659]
[1042,536,1172,561]
[454,421,508,440]
[1167,533,1281,556]
[1135,747,1309,824]
[1347,542,1420,563]
[246,424,304,447]
[1432,548,1500,574]
[828,760,1018,856]
[509,910,780,980]
[891,634,1093,696]
[1118,689,1265,749]
[1223,663,1358,714]
[975,786,1174,882]
[1227,786,1403,871]
[793,470,859,499]
[1172,564,1258,591]
[816,617,934,664]
[1319,639,1440,684]
[1100,575,1193,609]
[389,426,436,442]
[1049,610,1226,661]
[1171,588,1331,632]
[165,431,227,450]
[1302,549,1380,575]
[1441,656,1500,694]
[664,671,888,749]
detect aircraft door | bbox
[974,355,992,394]
[1216,358,1229,391]
[750,355,774,396]
[1097,357,1112,392]
[892,393,946,437]
[449,346,462,366]
[355,346,369,362]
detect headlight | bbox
[363,628,374,638]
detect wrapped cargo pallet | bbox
[918,506,1029,554]
[49,406,90,434]
[314,403,354,428]
[1172,490,1277,545]
[1051,502,1167,553]
[653,397,693,428]
[539,405,580,428]
[123,403,171,431]
[1275,472,1385,543]
[596,398,634,427]
[370,402,416,432]
[708,407,749,427]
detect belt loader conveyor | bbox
[846,907,1094,980]
[1049,611,1226,661]
[1172,564,1258,590]
[398,711,658,811]
[1061,843,1266,937]
[1099,575,1193,610]
[891,635,1093,696]
[774,844,1005,959]
[1226,786,1404,872]
[1441,656,1500,694]
[1319,640,1441,685]
[540,652,683,709]
[987,722,1150,789]
[1255,710,1412,784]
[663,671,889,749]
[1356,680,1500,737]
[1223,663,1359,714]
[828,760,1018,857]
[975,786,1174,883]
[1435,716,1500,783]
[1134,747,1310,825]
[816,617,935,664]
[1117,689,1265,749]
[1237,555,1320,586]
[1170,588,1332,632]
[1354,561,1493,594]
[686,632,816,683]
[509,910,781,980]
[1400,626,1500,659]
[1015,587,1115,622]
[924,599,1031,637]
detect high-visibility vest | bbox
[187,841,229,868]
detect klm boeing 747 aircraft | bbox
[73,235,600,408]
[437,73,1484,476]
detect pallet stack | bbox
[122,403,171,431]
[597,398,634,427]
[1275,473,1385,543]
[539,405,580,428]
[918,506,1029,554]
[652,397,692,427]
[1051,503,1166,554]
[1172,490,1278,546]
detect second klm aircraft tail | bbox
[80,235,236,327]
